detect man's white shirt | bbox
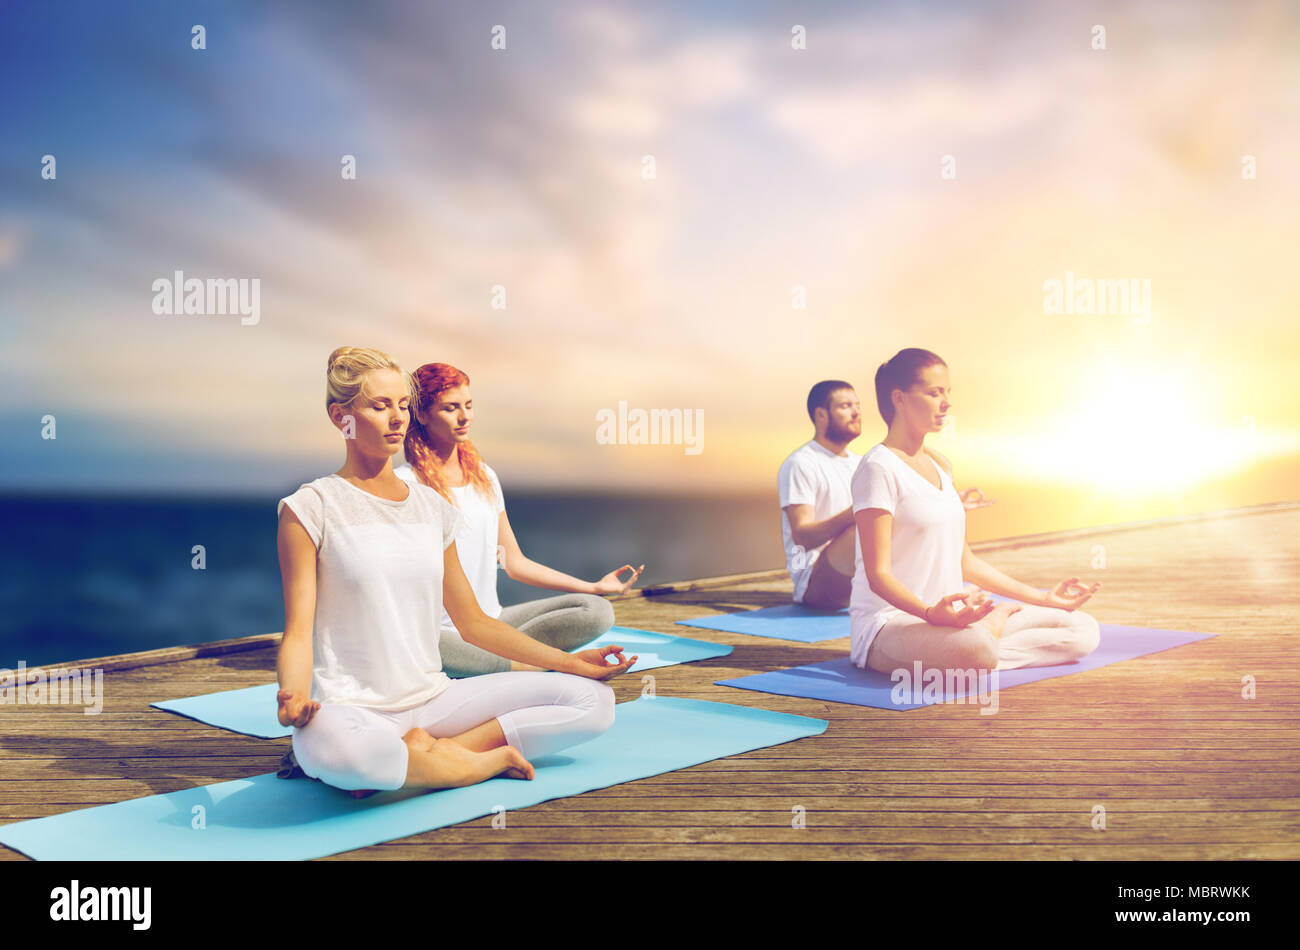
[777,440,862,603]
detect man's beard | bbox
[827,421,859,443]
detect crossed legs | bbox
[438,594,615,676]
[292,671,616,793]
[864,603,1101,674]
[799,526,856,609]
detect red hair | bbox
[404,363,495,505]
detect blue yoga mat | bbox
[714,624,1216,709]
[676,604,850,642]
[676,589,1016,642]
[0,696,826,861]
[152,626,733,739]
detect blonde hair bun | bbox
[325,346,412,410]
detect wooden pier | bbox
[3,501,1298,860]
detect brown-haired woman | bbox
[851,348,1102,674]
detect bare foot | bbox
[977,602,1023,640]
[403,727,437,753]
[401,729,535,788]
[496,745,535,781]
[436,736,536,783]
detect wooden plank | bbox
[1,505,1298,860]
[312,843,1298,860]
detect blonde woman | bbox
[275,347,636,795]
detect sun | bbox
[1010,362,1258,495]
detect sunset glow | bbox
[0,0,1295,543]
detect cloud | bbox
[2,0,1298,496]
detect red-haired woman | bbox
[397,363,645,676]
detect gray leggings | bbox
[440,593,616,677]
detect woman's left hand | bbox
[960,487,995,509]
[1041,577,1100,610]
[593,563,645,595]
[571,644,639,679]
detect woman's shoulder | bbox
[852,444,896,482]
[275,477,341,542]
[479,463,506,504]
[859,443,893,468]
[279,475,333,505]
[293,474,336,488]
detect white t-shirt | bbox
[277,473,463,711]
[395,462,507,631]
[849,443,967,668]
[777,440,862,602]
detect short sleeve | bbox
[277,485,323,549]
[433,491,465,550]
[778,453,820,507]
[851,457,897,515]
[484,465,506,514]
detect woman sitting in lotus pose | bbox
[395,362,644,676]
[851,348,1102,675]
[275,346,635,796]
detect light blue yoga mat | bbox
[151,626,732,739]
[676,604,850,642]
[714,624,1216,709]
[0,696,826,861]
[675,589,1015,642]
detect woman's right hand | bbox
[593,564,645,595]
[277,689,321,728]
[570,645,638,681]
[925,590,996,627]
[1042,577,1101,610]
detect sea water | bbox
[0,491,777,668]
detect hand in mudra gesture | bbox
[593,564,645,595]
[925,590,998,627]
[1042,577,1100,610]
[571,644,638,680]
[277,689,321,728]
[960,487,995,510]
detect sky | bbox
[2,0,1297,535]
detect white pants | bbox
[990,605,1102,671]
[865,605,1101,674]
[292,671,616,791]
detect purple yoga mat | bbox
[714,623,1217,710]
